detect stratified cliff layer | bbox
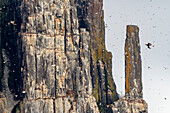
[112,25,148,113]
[0,0,118,112]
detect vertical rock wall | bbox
[0,0,148,113]
[4,0,118,112]
[17,0,99,112]
[74,1,119,110]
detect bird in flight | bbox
[148,66,151,70]
[145,43,152,49]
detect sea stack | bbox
[125,25,143,99]
[112,25,148,113]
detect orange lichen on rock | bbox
[125,46,130,93]
[126,25,139,37]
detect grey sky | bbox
[104,0,170,113]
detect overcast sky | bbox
[103,0,170,113]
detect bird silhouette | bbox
[148,66,151,70]
[145,43,152,49]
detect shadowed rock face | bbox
[0,0,118,112]
[112,25,148,113]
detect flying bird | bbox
[145,43,152,49]
[148,66,151,70]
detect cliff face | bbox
[0,0,148,113]
[112,25,148,113]
[0,0,118,112]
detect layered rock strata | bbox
[0,0,118,112]
[112,25,148,113]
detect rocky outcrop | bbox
[112,25,148,113]
[0,0,148,113]
[125,25,143,99]
[0,0,118,112]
